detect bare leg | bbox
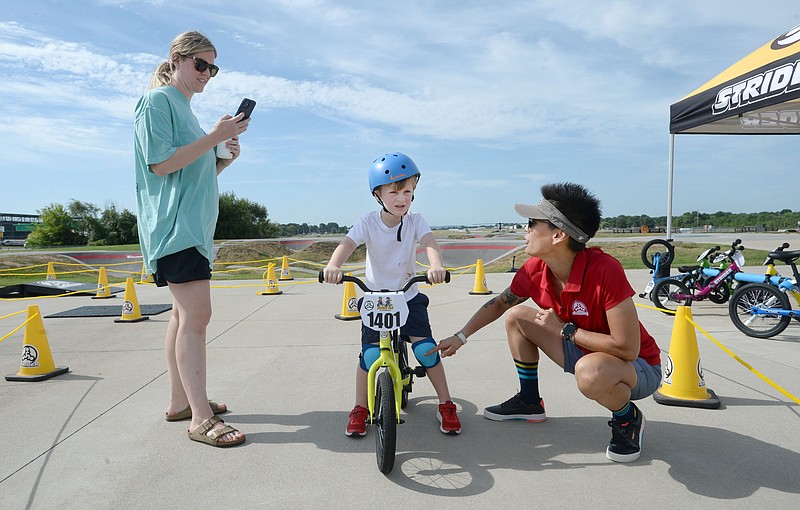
[574,353,637,412]
[409,336,452,402]
[169,279,242,443]
[505,305,637,412]
[504,306,564,367]
[164,305,188,415]
[355,364,369,408]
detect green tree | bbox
[26,203,83,247]
[68,199,100,240]
[216,192,278,239]
[99,205,138,245]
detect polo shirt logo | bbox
[572,300,589,316]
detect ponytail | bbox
[149,61,173,89]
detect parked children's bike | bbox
[650,239,745,314]
[728,244,800,338]
[639,240,728,300]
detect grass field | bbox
[0,239,773,287]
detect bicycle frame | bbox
[744,253,800,319]
[763,243,800,307]
[672,248,744,302]
[366,330,404,424]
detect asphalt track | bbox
[1,234,799,509]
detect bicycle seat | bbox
[767,249,800,263]
[677,265,701,272]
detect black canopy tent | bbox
[666,25,800,235]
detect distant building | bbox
[0,213,41,244]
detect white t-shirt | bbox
[346,210,432,300]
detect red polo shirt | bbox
[510,247,660,366]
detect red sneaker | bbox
[437,401,461,435]
[345,405,368,437]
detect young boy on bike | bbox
[322,152,461,437]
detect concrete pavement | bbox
[1,268,799,509]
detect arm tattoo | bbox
[483,288,526,309]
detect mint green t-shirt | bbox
[133,86,218,274]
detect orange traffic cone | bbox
[278,255,294,281]
[92,266,116,299]
[469,259,492,295]
[653,306,720,408]
[46,261,56,281]
[5,305,69,382]
[335,273,360,321]
[114,277,149,323]
[257,263,283,295]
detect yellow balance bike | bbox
[320,271,450,473]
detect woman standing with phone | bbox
[134,30,249,447]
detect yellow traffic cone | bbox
[257,263,283,295]
[653,306,720,408]
[278,255,294,281]
[114,277,149,323]
[469,259,492,295]
[335,273,360,321]
[137,262,154,284]
[46,261,56,281]
[5,305,69,382]
[92,267,116,299]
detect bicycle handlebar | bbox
[318,270,451,293]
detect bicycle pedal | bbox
[412,367,427,377]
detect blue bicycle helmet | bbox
[368,152,421,193]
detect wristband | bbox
[455,331,467,345]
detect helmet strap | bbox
[374,192,404,242]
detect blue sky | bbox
[2,1,799,227]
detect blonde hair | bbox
[386,174,420,192]
[149,31,217,89]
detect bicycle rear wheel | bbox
[375,370,397,474]
[707,281,730,304]
[728,283,791,338]
[651,278,692,314]
[641,239,674,269]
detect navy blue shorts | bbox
[152,247,212,287]
[360,292,432,344]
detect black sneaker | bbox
[606,403,645,463]
[483,393,546,422]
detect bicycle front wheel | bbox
[729,283,791,338]
[651,278,692,314]
[375,370,397,474]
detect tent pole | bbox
[666,133,675,242]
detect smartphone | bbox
[235,98,256,120]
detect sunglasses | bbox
[182,55,219,77]
[527,218,553,230]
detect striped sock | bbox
[612,402,636,422]
[514,358,540,404]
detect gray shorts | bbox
[562,339,662,401]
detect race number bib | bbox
[360,291,409,332]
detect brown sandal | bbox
[165,400,228,422]
[188,416,245,448]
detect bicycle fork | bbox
[366,331,404,424]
